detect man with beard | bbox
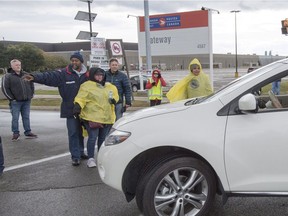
[23,51,89,166]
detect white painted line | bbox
[4,152,70,172]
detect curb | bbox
[0,105,145,112]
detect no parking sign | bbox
[109,41,123,56]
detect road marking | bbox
[4,152,70,172]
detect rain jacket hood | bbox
[166,58,212,102]
[74,81,119,124]
[89,67,106,86]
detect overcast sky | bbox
[0,0,287,56]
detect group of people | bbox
[1,53,132,168]
[1,54,213,170]
[146,58,213,105]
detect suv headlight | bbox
[105,129,131,146]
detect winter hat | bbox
[89,67,106,86]
[70,51,84,63]
[152,69,160,74]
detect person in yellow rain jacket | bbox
[73,67,119,168]
[166,58,212,103]
[146,69,167,106]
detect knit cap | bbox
[70,51,84,63]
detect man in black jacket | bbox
[23,52,89,166]
[1,59,37,141]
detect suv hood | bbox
[114,101,190,128]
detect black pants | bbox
[150,100,161,106]
[0,136,4,174]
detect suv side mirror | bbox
[238,93,258,112]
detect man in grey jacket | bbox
[1,59,37,141]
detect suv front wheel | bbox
[140,157,216,216]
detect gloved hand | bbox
[152,82,156,86]
[108,98,116,105]
[73,103,81,118]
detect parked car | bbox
[98,58,288,216]
[247,67,258,73]
[129,74,150,92]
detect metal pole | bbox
[144,0,152,74]
[88,1,92,37]
[231,10,240,78]
[208,10,214,90]
[127,15,144,90]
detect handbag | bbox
[88,121,104,129]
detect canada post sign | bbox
[150,16,181,29]
[138,10,209,56]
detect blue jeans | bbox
[83,122,110,158]
[272,80,281,95]
[115,103,123,121]
[66,117,84,160]
[0,136,4,173]
[10,100,32,135]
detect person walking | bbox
[145,69,167,106]
[105,58,132,120]
[73,68,119,168]
[272,79,281,95]
[23,51,89,166]
[166,58,212,102]
[1,59,37,141]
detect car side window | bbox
[255,74,288,111]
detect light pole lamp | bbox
[231,10,240,78]
[78,0,95,38]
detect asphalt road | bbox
[1,109,288,216]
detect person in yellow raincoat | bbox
[73,67,119,168]
[166,58,213,103]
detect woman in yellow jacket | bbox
[166,58,212,103]
[73,67,119,168]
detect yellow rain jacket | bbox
[74,81,119,124]
[166,58,212,103]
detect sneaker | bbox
[12,134,20,142]
[80,154,89,160]
[25,132,38,139]
[87,158,97,168]
[72,159,80,166]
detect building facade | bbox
[0,40,285,71]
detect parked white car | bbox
[98,58,288,216]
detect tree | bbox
[0,42,69,72]
[0,43,9,68]
[4,43,45,72]
[42,54,69,71]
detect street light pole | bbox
[144,0,152,74]
[127,14,144,91]
[231,10,240,78]
[88,0,93,37]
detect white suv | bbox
[98,58,288,216]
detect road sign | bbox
[91,37,106,55]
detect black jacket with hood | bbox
[1,68,34,101]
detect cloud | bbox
[0,0,287,56]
